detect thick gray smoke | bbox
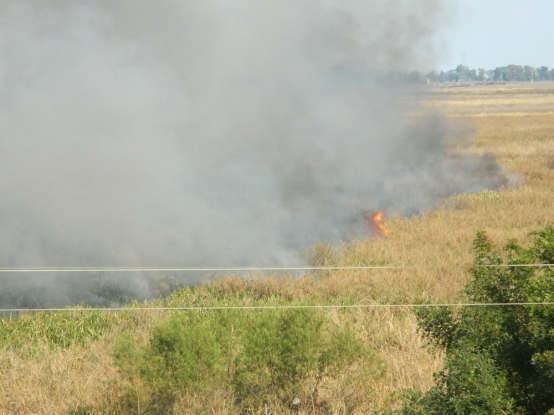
[0,1,506,306]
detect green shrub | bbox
[232,308,375,412]
[114,311,228,413]
[115,307,378,414]
[396,223,554,415]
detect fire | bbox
[363,210,391,238]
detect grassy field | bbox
[1,82,553,414]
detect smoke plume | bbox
[0,1,506,306]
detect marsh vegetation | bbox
[1,83,554,414]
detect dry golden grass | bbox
[1,82,553,414]
[426,81,554,115]
[0,345,119,415]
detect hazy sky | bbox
[441,0,554,70]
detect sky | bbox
[441,0,554,70]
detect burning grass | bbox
[1,82,554,414]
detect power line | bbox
[0,264,552,272]
[1,264,551,312]
[2,302,554,313]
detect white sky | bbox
[439,0,554,70]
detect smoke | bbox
[0,1,506,306]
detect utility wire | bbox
[1,264,551,312]
[0,264,552,272]
[2,302,554,313]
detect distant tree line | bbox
[424,64,554,83]
[368,65,554,85]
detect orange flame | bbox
[363,210,391,238]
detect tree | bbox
[477,68,487,81]
[537,66,550,81]
[396,224,554,415]
[504,65,525,81]
[447,69,460,82]
[455,65,470,81]
[524,65,535,81]
[493,66,505,81]
[425,70,440,83]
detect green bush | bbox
[396,223,554,415]
[232,308,375,412]
[114,311,228,413]
[114,307,378,414]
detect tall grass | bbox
[1,82,553,414]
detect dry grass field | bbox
[1,82,553,414]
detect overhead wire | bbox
[1,302,554,313]
[0,263,551,312]
[0,264,552,272]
